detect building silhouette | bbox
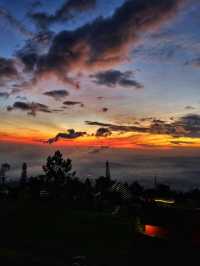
[20,162,27,186]
[106,161,111,179]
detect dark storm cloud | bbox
[63,101,84,107]
[95,128,112,137]
[23,0,184,86]
[16,31,54,72]
[18,52,38,72]
[47,129,87,144]
[29,0,96,30]
[7,101,51,116]
[0,92,9,99]
[90,70,143,89]
[0,57,18,85]
[0,7,33,37]
[43,89,69,100]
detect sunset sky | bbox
[1,0,200,187]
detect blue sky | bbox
[1,0,200,186]
[1,0,200,134]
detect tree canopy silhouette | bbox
[0,163,10,185]
[43,150,75,185]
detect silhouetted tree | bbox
[43,150,75,185]
[0,163,10,185]
[85,178,92,193]
[130,181,144,196]
[95,176,113,195]
[29,176,41,199]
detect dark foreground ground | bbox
[0,201,199,265]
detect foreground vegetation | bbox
[1,151,200,264]
[0,200,135,265]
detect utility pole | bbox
[106,161,111,179]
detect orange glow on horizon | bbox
[1,131,200,149]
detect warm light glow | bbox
[145,225,169,238]
[154,199,175,204]
[2,131,200,149]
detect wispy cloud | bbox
[86,114,200,139]
[0,7,33,37]
[0,92,9,99]
[63,101,84,107]
[43,90,69,101]
[29,0,96,30]
[0,57,18,86]
[185,105,196,110]
[7,101,51,116]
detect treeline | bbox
[0,150,200,210]
[0,151,133,209]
